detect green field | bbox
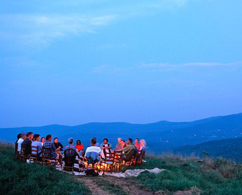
[0,143,90,195]
[1,142,242,195]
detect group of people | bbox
[16,132,147,167]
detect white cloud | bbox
[0,14,116,48]
[90,61,242,75]
[0,0,192,48]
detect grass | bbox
[2,141,242,195]
[135,154,242,195]
[94,178,128,195]
[0,143,90,195]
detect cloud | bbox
[0,14,116,48]
[141,61,242,70]
[90,61,242,75]
[0,0,191,48]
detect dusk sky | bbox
[1,0,242,128]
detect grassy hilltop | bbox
[1,142,242,195]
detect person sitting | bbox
[75,140,84,156]
[22,132,34,156]
[31,134,42,159]
[16,134,22,145]
[43,134,62,166]
[41,137,45,146]
[54,137,63,152]
[17,133,26,153]
[134,138,141,150]
[93,137,100,147]
[114,138,123,151]
[122,138,135,161]
[140,139,146,152]
[121,140,126,148]
[85,138,101,164]
[66,137,77,151]
[100,138,112,158]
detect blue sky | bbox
[1,0,242,128]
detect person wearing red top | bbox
[134,138,141,150]
[75,140,84,156]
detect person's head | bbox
[91,138,96,146]
[46,134,52,142]
[27,132,34,140]
[135,138,139,144]
[33,134,40,142]
[140,139,146,146]
[41,137,45,143]
[68,137,74,145]
[76,140,81,145]
[103,138,108,144]
[121,140,126,147]
[54,137,58,143]
[126,138,133,146]
[17,133,22,140]
[21,132,27,140]
[118,137,122,143]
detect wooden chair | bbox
[19,147,28,162]
[30,146,40,163]
[113,151,123,172]
[83,153,101,171]
[100,152,115,173]
[136,150,146,165]
[131,151,139,166]
[41,147,57,166]
[63,148,81,173]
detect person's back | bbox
[43,135,57,159]
[22,132,33,155]
[31,134,42,155]
[85,138,101,163]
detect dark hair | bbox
[76,140,81,145]
[17,133,22,139]
[33,134,40,140]
[135,138,139,141]
[68,138,74,144]
[46,134,52,141]
[91,138,96,145]
[103,138,108,142]
[127,138,133,143]
[41,137,45,142]
[26,132,33,137]
[54,137,58,141]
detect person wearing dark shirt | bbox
[122,138,135,161]
[22,132,34,156]
[54,137,63,151]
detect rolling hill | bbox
[173,137,242,162]
[1,112,242,154]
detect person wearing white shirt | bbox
[31,134,42,155]
[17,133,26,152]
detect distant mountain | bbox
[1,112,242,154]
[173,137,242,162]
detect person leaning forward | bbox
[122,138,135,161]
